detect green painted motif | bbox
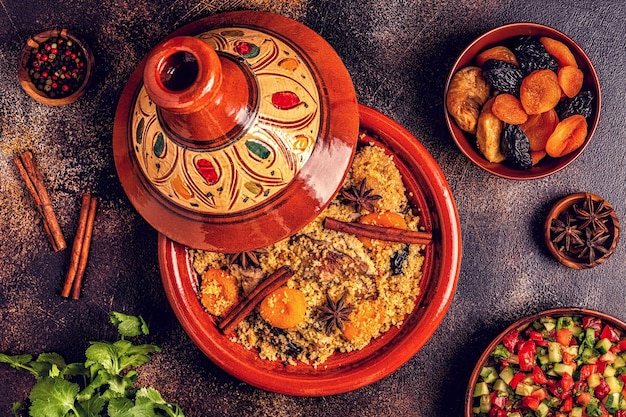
[153,132,165,158]
[245,140,270,159]
[136,117,145,145]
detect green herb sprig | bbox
[0,312,184,417]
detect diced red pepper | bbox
[503,329,520,352]
[532,366,548,384]
[489,391,507,409]
[556,328,573,346]
[573,381,589,397]
[518,340,537,371]
[600,325,620,342]
[595,377,610,399]
[576,391,591,405]
[529,330,549,347]
[561,372,574,393]
[597,360,607,374]
[510,372,526,389]
[521,395,540,410]
[547,379,563,397]
[616,410,626,417]
[583,316,602,332]
[619,374,626,385]
[580,364,597,380]
[560,396,574,412]
[531,387,548,402]
[614,339,626,352]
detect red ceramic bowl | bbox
[465,308,626,417]
[444,23,601,180]
[159,104,462,396]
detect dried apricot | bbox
[491,93,528,125]
[358,212,407,249]
[539,37,578,68]
[531,149,547,165]
[342,299,385,345]
[520,109,559,151]
[545,114,588,157]
[476,45,519,67]
[520,69,562,115]
[475,97,505,163]
[446,66,491,133]
[259,287,307,329]
[200,268,240,317]
[558,66,584,98]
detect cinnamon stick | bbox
[323,217,432,245]
[70,195,98,300]
[218,265,294,334]
[13,151,66,251]
[61,194,92,298]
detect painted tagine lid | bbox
[113,11,359,252]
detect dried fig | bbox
[446,66,491,134]
[475,97,505,163]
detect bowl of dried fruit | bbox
[465,307,626,417]
[18,28,94,106]
[544,192,620,269]
[444,22,601,180]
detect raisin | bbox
[556,90,595,119]
[513,36,558,75]
[390,245,409,275]
[501,124,533,169]
[482,59,525,96]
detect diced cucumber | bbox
[480,366,498,383]
[515,382,534,396]
[606,375,624,394]
[554,363,574,376]
[604,364,617,377]
[587,372,602,388]
[557,316,574,330]
[571,406,583,417]
[596,338,613,354]
[571,324,583,337]
[507,413,522,417]
[473,381,490,397]
[581,347,598,364]
[548,341,562,363]
[613,355,626,368]
[538,354,550,365]
[479,394,491,413]
[535,401,550,417]
[492,379,508,392]
[499,366,515,385]
[540,316,556,332]
[604,392,622,413]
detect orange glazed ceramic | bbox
[113,11,359,252]
[158,104,462,396]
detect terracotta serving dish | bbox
[18,28,94,106]
[444,23,601,180]
[159,104,462,396]
[465,307,626,417]
[544,192,620,269]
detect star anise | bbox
[577,227,610,264]
[228,249,266,270]
[550,213,584,252]
[317,292,355,335]
[574,194,614,232]
[340,178,382,212]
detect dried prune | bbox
[556,90,595,119]
[501,124,533,169]
[391,245,409,275]
[513,36,558,74]
[482,59,525,96]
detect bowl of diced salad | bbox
[466,308,626,417]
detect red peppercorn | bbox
[41,71,48,78]
[61,84,70,92]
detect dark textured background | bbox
[1,1,625,416]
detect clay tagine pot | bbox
[113,11,359,252]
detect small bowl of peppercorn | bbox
[444,23,601,180]
[18,28,94,106]
[544,192,620,269]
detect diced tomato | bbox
[600,325,620,342]
[597,360,607,374]
[503,329,520,352]
[619,374,626,384]
[521,395,541,411]
[563,350,577,365]
[573,380,589,396]
[576,391,591,405]
[561,372,574,392]
[556,328,573,346]
[583,316,602,331]
[580,364,597,380]
[560,396,573,412]
[529,330,549,347]
[595,377,610,399]
[510,372,526,389]
[518,340,537,371]
[616,410,626,417]
[532,366,548,384]
[489,391,506,409]
[613,339,626,352]
[547,379,563,397]
[489,409,508,417]
[531,388,548,402]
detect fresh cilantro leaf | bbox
[78,394,106,417]
[11,402,22,417]
[110,312,149,338]
[29,377,80,417]
[85,342,119,374]
[107,397,134,417]
[37,352,67,369]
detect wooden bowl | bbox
[444,23,601,180]
[158,104,462,396]
[544,192,620,269]
[465,307,626,417]
[18,28,94,106]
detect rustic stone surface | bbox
[1,1,625,416]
